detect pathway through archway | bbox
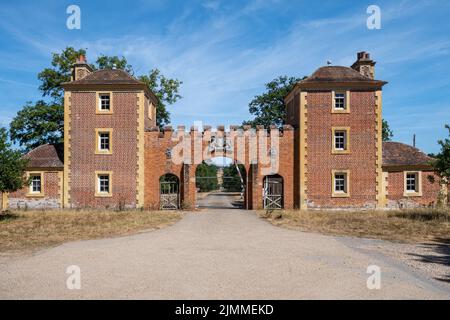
[195,157,247,210]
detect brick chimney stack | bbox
[71,54,93,81]
[351,51,376,79]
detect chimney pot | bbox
[72,54,92,81]
[352,51,376,79]
[77,54,86,63]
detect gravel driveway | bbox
[0,193,449,299]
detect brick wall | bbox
[68,91,140,209]
[386,170,442,208]
[8,171,62,209]
[306,90,378,208]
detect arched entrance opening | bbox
[263,174,284,210]
[195,157,247,209]
[159,174,180,210]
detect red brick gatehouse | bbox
[3,52,447,210]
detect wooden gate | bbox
[160,175,180,210]
[263,175,283,210]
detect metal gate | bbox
[263,175,283,210]
[160,176,180,210]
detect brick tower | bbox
[62,56,158,209]
[285,52,388,209]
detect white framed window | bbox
[99,94,110,111]
[99,133,110,151]
[334,92,346,110]
[95,171,112,197]
[332,91,350,113]
[332,127,350,154]
[332,170,350,197]
[406,173,417,192]
[95,129,113,154]
[334,173,346,193]
[98,175,110,193]
[403,171,422,197]
[334,131,346,150]
[30,174,42,194]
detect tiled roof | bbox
[302,66,383,83]
[382,141,434,167]
[67,69,144,85]
[24,143,64,168]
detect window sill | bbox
[331,109,350,114]
[403,192,422,197]
[332,193,350,198]
[332,150,351,155]
[94,193,113,198]
[26,193,45,198]
[96,111,114,115]
[95,151,113,155]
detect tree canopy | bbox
[243,76,301,128]
[222,164,245,192]
[382,119,394,142]
[0,128,28,195]
[10,47,182,151]
[195,162,219,192]
[433,124,450,181]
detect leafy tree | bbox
[0,128,28,197]
[96,55,133,74]
[433,124,450,181]
[138,69,182,127]
[222,164,245,192]
[9,101,64,151]
[38,47,87,103]
[195,162,218,192]
[10,47,182,150]
[244,76,301,128]
[382,119,394,142]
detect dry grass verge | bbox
[259,208,450,243]
[0,209,183,253]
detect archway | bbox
[160,174,180,210]
[263,175,284,209]
[195,157,247,209]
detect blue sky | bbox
[0,0,449,153]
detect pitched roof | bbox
[304,66,373,82]
[302,66,387,84]
[66,69,143,85]
[62,69,158,102]
[24,143,64,169]
[382,141,434,167]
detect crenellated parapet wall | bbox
[144,125,295,210]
